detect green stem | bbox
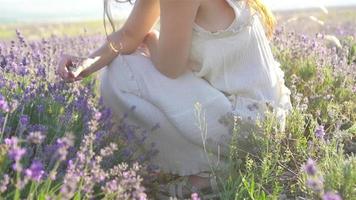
[28,181,34,199]
[0,113,9,142]
[45,161,61,194]
[14,170,20,200]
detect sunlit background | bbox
[0,0,355,40]
[0,0,356,23]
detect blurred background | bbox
[0,0,355,40]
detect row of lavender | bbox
[0,23,355,199]
[0,31,161,199]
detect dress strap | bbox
[192,0,256,38]
[192,0,240,35]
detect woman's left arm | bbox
[145,0,201,79]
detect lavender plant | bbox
[0,30,159,199]
[202,13,355,200]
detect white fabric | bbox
[99,0,292,176]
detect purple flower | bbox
[322,192,342,200]
[94,111,102,120]
[27,131,45,144]
[20,115,29,126]
[191,192,201,200]
[18,66,29,76]
[99,108,112,122]
[5,137,26,162]
[0,95,10,112]
[21,57,27,66]
[315,125,325,139]
[36,67,46,77]
[106,179,118,191]
[28,124,48,133]
[9,100,19,113]
[4,137,18,147]
[25,160,45,182]
[8,147,26,161]
[12,162,23,172]
[55,136,74,161]
[306,177,324,192]
[37,104,45,113]
[0,174,10,192]
[303,158,318,176]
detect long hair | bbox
[246,0,276,39]
[103,0,134,43]
[103,0,276,39]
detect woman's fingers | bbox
[57,54,86,83]
[57,54,71,79]
[57,54,80,82]
[74,76,83,82]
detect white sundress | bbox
[99,0,293,176]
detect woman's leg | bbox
[99,51,240,194]
[100,58,225,197]
[102,51,234,150]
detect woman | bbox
[57,0,293,198]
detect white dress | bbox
[99,0,293,176]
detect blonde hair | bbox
[246,0,276,39]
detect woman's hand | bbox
[56,54,86,83]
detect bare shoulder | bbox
[159,0,201,7]
[159,0,201,18]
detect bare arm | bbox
[144,0,200,79]
[57,0,160,81]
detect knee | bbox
[103,53,148,97]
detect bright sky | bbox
[0,0,355,22]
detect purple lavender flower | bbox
[0,174,10,192]
[36,67,46,77]
[315,125,326,139]
[21,57,28,66]
[27,131,45,144]
[8,147,26,161]
[18,66,29,76]
[30,124,48,132]
[94,111,102,120]
[99,108,112,122]
[9,100,19,113]
[106,179,118,191]
[303,158,318,176]
[55,136,74,161]
[12,162,24,173]
[0,94,10,112]
[0,55,6,68]
[37,104,45,113]
[25,160,45,182]
[4,137,18,147]
[20,114,29,126]
[322,192,342,200]
[191,192,201,200]
[306,177,324,192]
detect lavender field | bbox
[0,7,355,200]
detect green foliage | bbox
[212,33,356,200]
